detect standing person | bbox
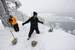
[8,15,19,32]
[22,11,43,40]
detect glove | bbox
[22,23,24,26]
[42,22,44,24]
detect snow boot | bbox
[27,37,30,40]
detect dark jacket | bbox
[23,16,43,28]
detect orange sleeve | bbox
[11,16,17,25]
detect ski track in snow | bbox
[0,21,75,50]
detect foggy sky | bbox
[18,0,75,16]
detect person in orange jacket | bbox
[8,15,19,32]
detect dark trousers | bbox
[28,27,40,38]
[13,23,19,32]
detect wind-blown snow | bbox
[0,20,75,50]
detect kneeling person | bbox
[8,15,19,32]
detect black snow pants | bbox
[13,23,19,32]
[28,27,40,38]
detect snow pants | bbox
[13,23,19,32]
[28,27,40,38]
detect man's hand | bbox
[22,23,24,26]
[41,22,43,24]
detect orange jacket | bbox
[8,16,17,25]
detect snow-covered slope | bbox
[0,20,75,50]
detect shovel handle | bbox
[10,31,15,38]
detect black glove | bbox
[42,22,44,24]
[22,23,24,26]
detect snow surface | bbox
[0,20,75,50]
